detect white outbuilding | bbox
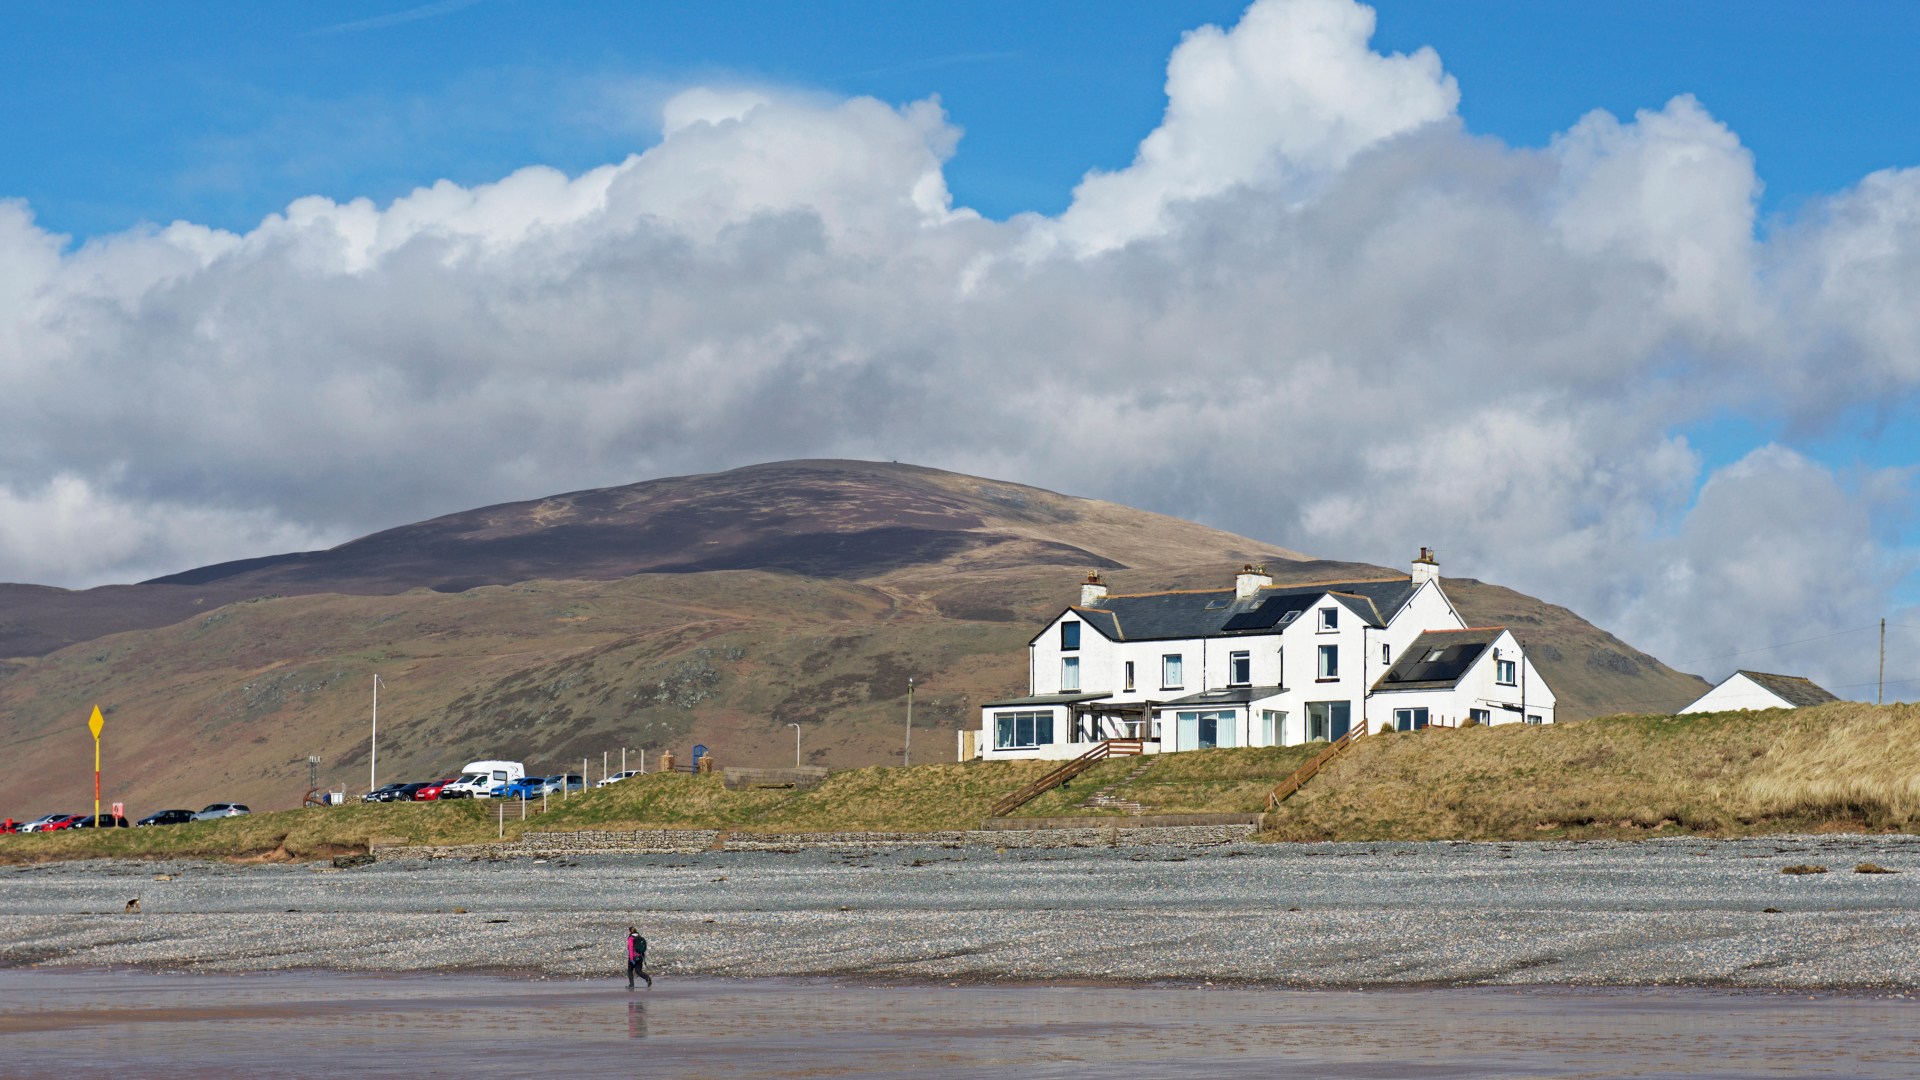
[1678,670,1840,714]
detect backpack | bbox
[630,934,647,961]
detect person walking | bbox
[626,926,651,989]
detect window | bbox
[1123,661,1136,692]
[1228,650,1251,686]
[994,711,1055,750]
[1394,707,1430,732]
[1175,709,1237,750]
[1470,708,1491,725]
[1061,656,1081,692]
[1382,643,1391,666]
[1161,654,1184,690]
[1317,644,1339,680]
[1318,606,1339,631]
[1258,709,1284,747]
[1306,701,1351,742]
[1060,620,1080,651]
[1495,658,1517,685]
[1526,713,1544,726]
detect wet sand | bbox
[4,967,1915,1078]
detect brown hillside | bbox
[0,460,1705,817]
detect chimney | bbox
[1234,563,1272,599]
[1080,570,1109,608]
[1411,547,1439,587]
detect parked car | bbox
[68,814,129,828]
[597,771,642,787]
[190,803,250,821]
[442,760,526,799]
[17,814,70,833]
[37,814,87,832]
[413,777,462,801]
[551,774,586,793]
[435,776,476,800]
[361,783,412,804]
[500,775,549,799]
[136,809,197,827]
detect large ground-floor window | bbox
[995,711,1055,750]
[1393,706,1430,732]
[1257,709,1284,747]
[1306,700,1351,742]
[1175,709,1237,750]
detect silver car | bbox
[190,803,250,821]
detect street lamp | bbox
[903,677,914,768]
[788,723,801,769]
[370,673,382,794]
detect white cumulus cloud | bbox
[0,0,1917,697]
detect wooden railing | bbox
[989,739,1146,818]
[1265,720,1368,810]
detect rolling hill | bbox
[0,460,1708,815]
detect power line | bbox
[1664,624,1880,669]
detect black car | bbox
[136,809,197,826]
[68,813,130,828]
[361,783,412,803]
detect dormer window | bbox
[1060,620,1080,651]
[1318,607,1338,631]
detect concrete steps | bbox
[1077,760,1158,816]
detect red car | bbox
[35,814,87,832]
[412,777,463,801]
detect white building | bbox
[1678,670,1840,714]
[965,550,1556,760]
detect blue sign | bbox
[691,744,708,771]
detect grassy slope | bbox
[7,703,1920,862]
[1266,702,1920,840]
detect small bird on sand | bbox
[124,899,140,913]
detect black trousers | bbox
[628,958,651,987]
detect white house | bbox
[1679,670,1840,714]
[964,549,1556,760]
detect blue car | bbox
[499,775,551,799]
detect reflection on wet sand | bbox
[3,968,1915,1078]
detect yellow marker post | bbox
[88,706,104,826]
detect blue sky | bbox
[7,2,1918,239]
[3,0,1920,690]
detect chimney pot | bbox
[1080,571,1109,608]
[1411,547,1440,587]
[1234,563,1274,599]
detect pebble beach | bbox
[6,833,1920,988]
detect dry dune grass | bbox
[1014,746,1321,817]
[1265,702,1920,840]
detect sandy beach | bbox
[4,967,1918,1079]
[5,834,1920,987]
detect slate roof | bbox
[1158,685,1288,707]
[1055,577,1422,644]
[1372,627,1507,691]
[1736,671,1841,708]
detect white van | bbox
[443,760,526,799]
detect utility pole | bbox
[370,674,381,794]
[789,722,801,769]
[1880,617,1887,705]
[903,677,914,768]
